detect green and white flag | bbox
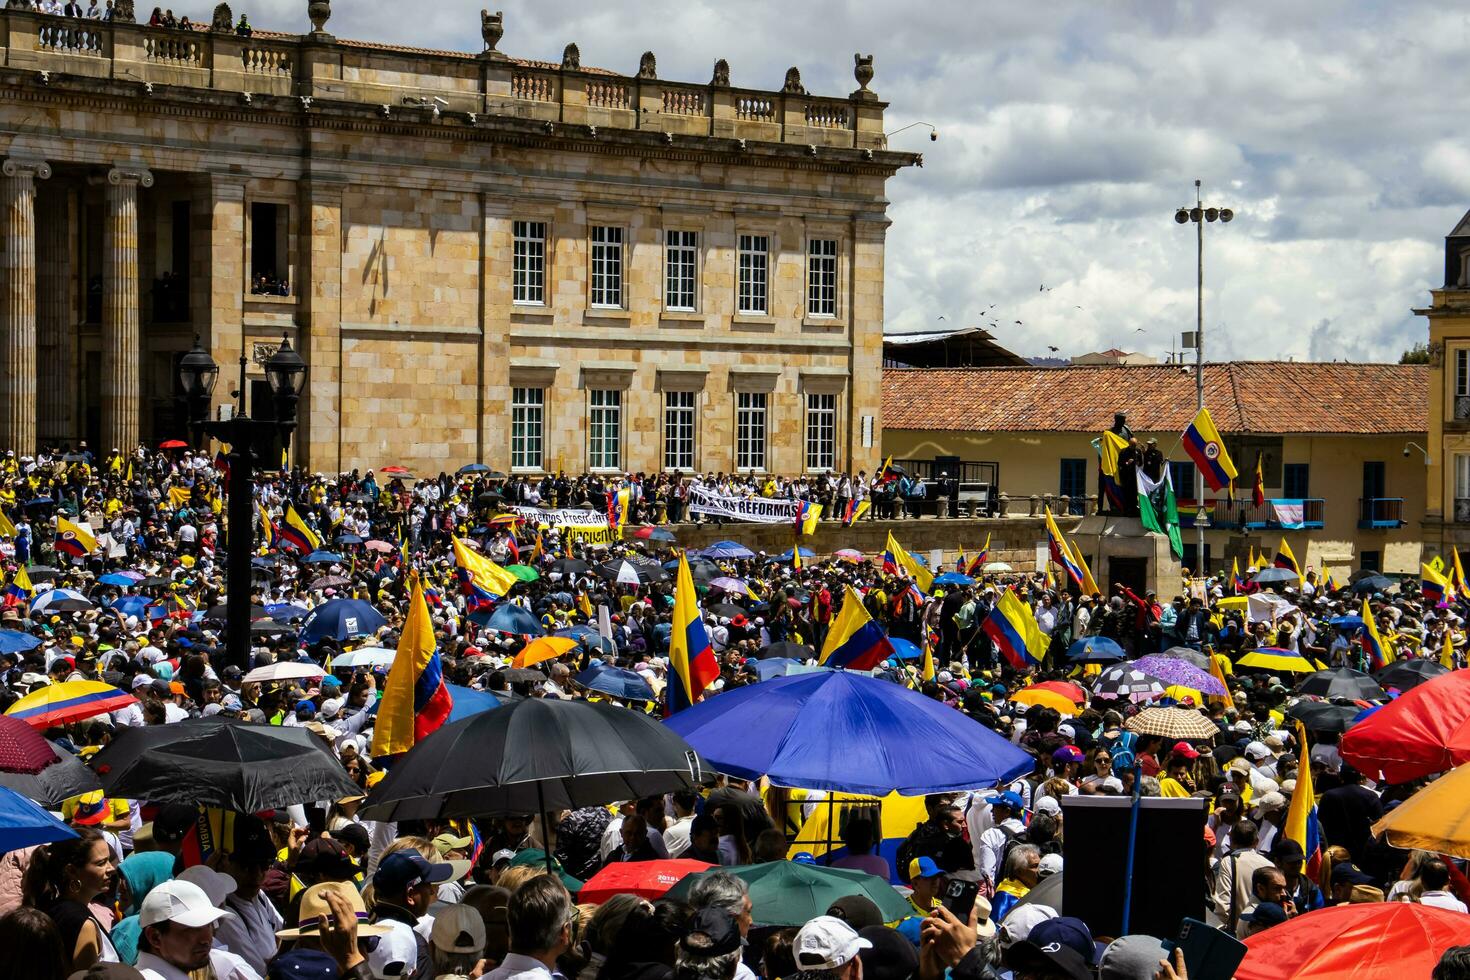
[1137,466,1183,558]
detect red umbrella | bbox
[380,465,412,475]
[1340,669,1470,783]
[1031,680,1087,704]
[577,859,713,905]
[1236,902,1470,980]
[0,715,60,774]
[158,439,188,450]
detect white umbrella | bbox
[242,662,326,685]
[982,562,1013,573]
[333,647,396,669]
[615,561,641,587]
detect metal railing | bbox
[1358,497,1404,529]
[1209,498,1325,530]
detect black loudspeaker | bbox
[1058,795,1209,939]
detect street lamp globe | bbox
[177,337,219,423]
[265,334,308,428]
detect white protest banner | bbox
[686,487,801,524]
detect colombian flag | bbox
[1360,598,1393,670]
[1283,721,1322,881]
[982,588,1048,670]
[279,506,320,555]
[1231,557,1246,594]
[883,533,934,594]
[818,585,894,671]
[842,499,870,527]
[54,517,97,558]
[794,501,822,536]
[3,565,31,607]
[1252,453,1266,508]
[1096,431,1129,511]
[607,488,631,536]
[875,456,897,484]
[371,571,453,756]
[256,504,276,551]
[668,553,718,714]
[1273,537,1300,577]
[452,536,519,612]
[0,507,17,539]
[965,533,990,576]
[1423,562,1452,605]
[1181,407,1238,493]
[1044,508,1084,589]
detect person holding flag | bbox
[1360,598,1393,671]
[982,588,1048,671]
[371,570,453,756]
[452,535,519,613]
[668,552,718,713]
[883,532,934,594]
[54,516,98,559]
[818,585,895,670]
[278,505,320,555]
[1273,537,1300,578]
[1279,721,1324,910]
[3,565,31,607]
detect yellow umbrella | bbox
[1164,684,1204,706]
[1009,688,1079,715]
[511,636,578,669]
[1237,649,1317,674]
[1371,764,1470,858]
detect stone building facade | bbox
[0,4,916,475]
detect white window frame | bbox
[738,234,769,315]
[805,392,837,472]
[510,387,544,471]
[588,389,622,471]
[1456,452,1470,523]
[512,220,547,306]
[664,229,698,312]
[590,225,624,309]
[663,390,697,472]
[736,391,767,473]
[806,237,838,318]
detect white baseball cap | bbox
[369,919,420,978]
[139,879,230,929]
[793,915,872,971]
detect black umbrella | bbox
[137,576,172,588]
[549,559,591,576]
[1159,646,1213,670]
[593,558,669,584]
[1351,574,1395,594]
[27,567,60,583]
[89,717,359,811]
[501,667,548,685]
[1295,667,1386,701]
[0,733,101,808]
[705,602,748,619]
[250,620,293,637]
[358,696,700,821]
[203,604,269,622]
[1286,700,1363,735]
[757,641,815,661]
[1374,658,1450,692]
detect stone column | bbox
[102,165,152,454]
[37,183,76,446]
[1,158,50,456]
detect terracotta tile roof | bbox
[881,362,1428,435]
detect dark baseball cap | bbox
[295,837,358,878]
[827,895,884,932]
[1330,862,1374,886]
[858,925,919,980]
[266,948,339,980]
[372,850,455,894]
[1028,917,1096,965]
[680,907,742,957]
[1241,902,1288,927]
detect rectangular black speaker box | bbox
[1058,795,1209,939]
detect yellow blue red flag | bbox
[883,532,934,594]
[982,588,1048,670]
[371,571,452,756]
[1181,407,1238,492]
[1283,721,1322,880]
[669,553,718,713]
[819,585,894,671]
[280,506,320,555]
[1360,598,1393,670]
[55,517,97,558]
[452,536,519,612]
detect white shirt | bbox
[216,890,283,976]
[484,952,566,980]
[136,947,261,980]
[663,814,693,858]
[1421,891,1470,913]
[976,817,1025,884]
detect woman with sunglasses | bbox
[1078,748,1115,794]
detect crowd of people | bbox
[0,442,1465,979]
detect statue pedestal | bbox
[1072,515,1181,598]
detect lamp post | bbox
[1175,181,1233,575]
[178,334,307,671]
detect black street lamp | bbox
[179,334,307,671]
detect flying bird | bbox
[1047,346,1060,352]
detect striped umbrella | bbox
[5,681,137,729]
[1238,648,1318,674]
[1091,663,1167,702]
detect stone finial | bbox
[209,2,232,31]
[561,42,580,70]
[4,0,34,10]
[480,9,503,53]
[307,0,330,35]
[854,53,874,90]
[710,58,730,87]
[782,67,804,94]
[637,51,657,79]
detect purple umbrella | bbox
[1133,655,1226,696]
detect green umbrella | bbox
[505,564,540,583]
[665,861,910,927]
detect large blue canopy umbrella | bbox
[887,637,923,660]
[664,669,1034,795]
[0,784,77,853]
[1067,637,1126,663]
[575,664,656,701]
[300,598,387,643]
[772,547,814,563]
[701,541,755,559]
[483,604,544,636]
[0,631,39,655]
[266,602,312,622]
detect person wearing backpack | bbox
[974,792,1027,893]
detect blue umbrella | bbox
[1067,637,1126,662]
[887,637,923,660]
[445,683,501,723]
[303,551,344,564]
[483,604,544,636]
[0,784,77,853]
[575,665,655,701]
[266,603,311,622]
[932,572,974,587]
[556,627,616,656]
[97,573,136,588]
[0,631,39,655]
[458,463,490,474]
[772,547,815,563]
[1329,615,1365,631]
[664,669,1034,795]
[753,658,803,680]
[701,541,755,559]
[109,595,150,620]
[300,598,387,643]
[335,533,364,546]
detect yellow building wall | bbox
[884,428,1425,574]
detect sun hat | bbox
[139,879,229,929]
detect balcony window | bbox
[1457,453,1470,523]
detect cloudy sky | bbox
[258,0,1468,362]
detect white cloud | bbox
[248,0,1467,362]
